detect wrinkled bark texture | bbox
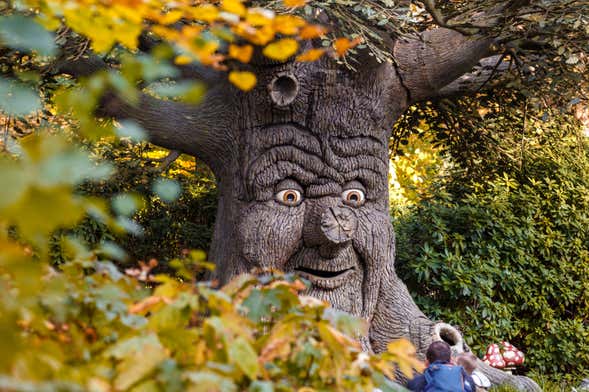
[85,28,539,390]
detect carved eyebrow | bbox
[329,135,386,158]
[243,124,388,201]
[248,124,322,157]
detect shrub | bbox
[57,139,218,265]
[395,134,589,380]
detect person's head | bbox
[426,341,452,363]
[455,352,478,374]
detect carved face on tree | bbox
[222,59,404,320]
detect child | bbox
[407,341,475,392]
[455,352,491,391]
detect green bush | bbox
[395,133,589,380]
[56,139,218,266]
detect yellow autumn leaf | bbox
[222,0,246,16]
[112,22,142,50]
[229,71,257,91]
[263,38,299,61]
[296,48,326,62]
[273,15,306,35]
[157,10,184,25]
[235,23,275,46]
[283,0,307,7]
[174,54,193,65]
[189,4,219,22]
[229,44,253,63]
[333,36,363,57]
[112,3,145,24]
[245,9,274,26]
[299,24,329,39]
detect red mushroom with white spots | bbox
[483,343,506,369]
[501,341,525,367]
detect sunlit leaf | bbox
[263,38,299,61]
[229,71,257,91]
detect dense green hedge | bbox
[53,140,218,266]
[395,134,589,380]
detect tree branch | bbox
[97,86,235,175]
[434,55,514,98]
[48,32,235,175]
[392,28,497,103]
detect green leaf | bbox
[1,186,85,243]
[153,178,181,202]
[0,15,56,56]
[185,371,237,392]
[248,381,274,392]
[0,78,41,116]
[117,120,148,143]
[115,343,167,391]
[0,159,29,209]
[38,150,113,185]
[147,81,205,103]
[228,336,259,380]
[112,193,141,216]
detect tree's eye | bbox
[342,189,365,206]
[276,189,303,206]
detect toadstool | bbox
[482,343,506,369]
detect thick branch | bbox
[393,28,495,103]
[435,55,513,97]
[98,87,235,175]
[49,35,234,175]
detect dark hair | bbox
[426,341,452,363]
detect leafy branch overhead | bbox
[0,0,587,102]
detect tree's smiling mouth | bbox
[286,246,360,290]
[295,266,355,279]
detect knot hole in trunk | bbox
[433,322,465,355]
[269,73,299,107]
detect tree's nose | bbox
[320,206,358,246]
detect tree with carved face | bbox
[83,40,538,390]
[42,0,589,390]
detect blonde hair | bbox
[455,352,477,374]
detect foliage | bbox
[71,140,218,265]
[388,127,446,215]
[0,131,421,391]
[394,121,589,381]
